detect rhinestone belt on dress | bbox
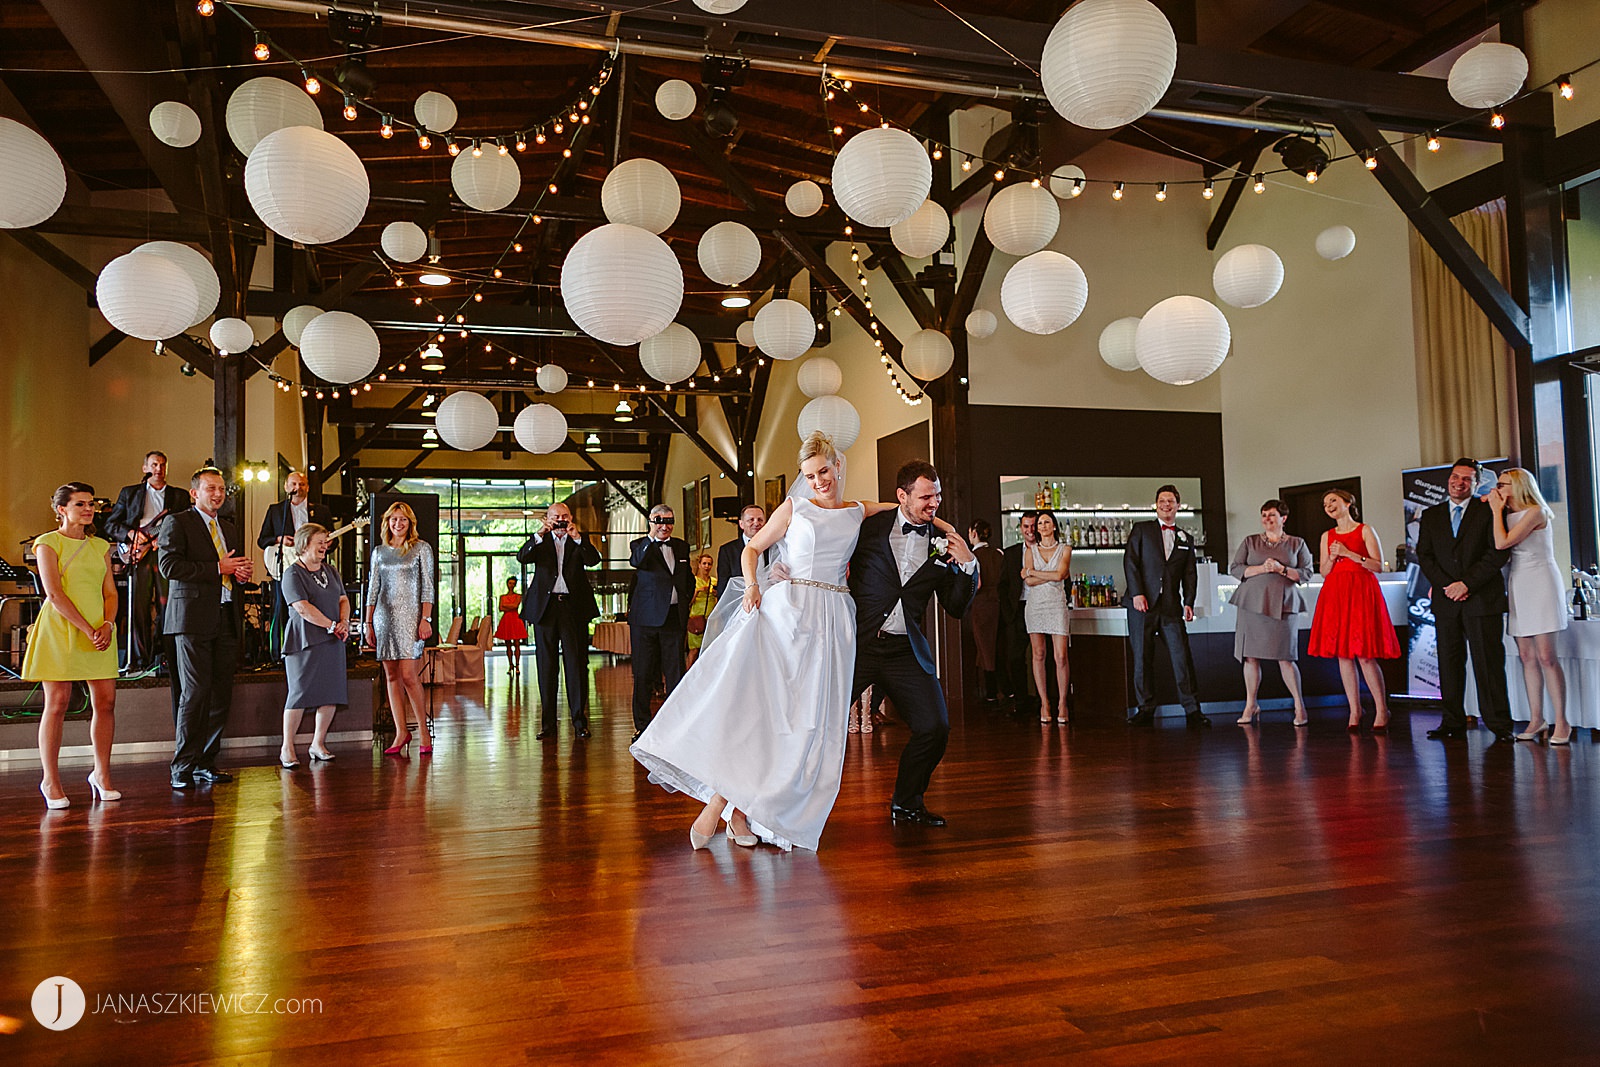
[789,578,849,594]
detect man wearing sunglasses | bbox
[628,504,693,743]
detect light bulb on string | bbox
[1202,180,1214,199]
[1112,182,1124,201]
[1305,169,1318,183]
[302,68,320,95]
[253,33,270,61]
[342,95,358,122]
[1252,174,1266,193]
[447,139,460,156]
[1362,151,1377,170]
[197,0,214,14]
[417,131,431,150]
[1071,178,1084,197]
[1490,112,1506,130]
[1426,132,1441,152]
[1559,75,1574,100]
[1155,182,1167,201]
[380,116,394,139]
[471,140,483,157]
[497,138,509,155]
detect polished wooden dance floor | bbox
[4,657,1600,1065]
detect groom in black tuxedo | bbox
[1123,484,1209,728]
[849,460,979,827]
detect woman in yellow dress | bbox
[684,552,717,669]
[24,482,121,808]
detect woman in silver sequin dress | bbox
[363,502,436,755]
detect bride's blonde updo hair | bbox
[798,430,841,469]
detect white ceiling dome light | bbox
[413,91,458,133]
[0,117,67,229]
[225,77,323,157]
[902,329,955,380]
[601,158,680,234]
[380,220,428,263]
[797,395,861,451]
[984,183,1061,256]
[1040,0,1178,130]
[831,126,931,228]
[95,252,200,342]
[1212,244,1284,309]
[752,298,814,360]
[1448,41,1528,110]
[1000,251,1089,335]
[299,311,380,384]
[1315,225,1357,261]
[560,222,684,346]
[965,309,999,339]
[697,221,761,285]
[1097,316,1142,371]
[436,391,501,450]
[244,125,370,245]
[514,403,569,454]
[639,323,702,384]
[451,148,521,212]
[1136,296,1232,385]
[785,179,825,218]
[149,101,202,149]
[655,80,697,121]
[535,363,568,393]
[797,356,843,398]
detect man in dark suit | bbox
[159,467,251,789]
[850,460,978,827]
[997,511,1037,715]
[715,504,768,599]
[628,504,693,742]
[1123,484,1209,728]
[103,450,191,672]
[256,470,331,659]
[967,519,1004,705]
[1417,457,1513,742]
[516,500,601,741]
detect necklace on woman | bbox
[302,562,330,589]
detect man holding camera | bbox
[628,504,692,743]
[517,501,601,741]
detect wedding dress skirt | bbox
[631,498,864,851]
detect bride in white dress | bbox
[630,432,899,851]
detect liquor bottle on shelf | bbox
[1099,520,1110,547]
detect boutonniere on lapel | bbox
[929,535,951,562]
[1173,528,1192,550]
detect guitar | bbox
[264,516,370,580]
[124,509,171,565]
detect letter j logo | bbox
[31,976,86,1031]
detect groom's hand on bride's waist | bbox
[769,561,792,582]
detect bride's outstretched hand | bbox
[742,583,762,613]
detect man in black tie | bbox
[1416,458,1513,742]
[516,501,601,741]
[1123,484,1209,728]
[257,470,330,659]
[628,504,692,743]
[715,504,768,599]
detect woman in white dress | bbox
[630,432,905,852]
[1022,510,1071,725]
[1488,467,1571,744]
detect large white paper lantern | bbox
[414,91,458,133]
[209,317,255,354]
[797,395,861,451]
[96,252,199,341]
[890,199,950,259]
[138,240,219,328]
[797,356,842,398]
[245,125,369,245]
[1040,0,1177,129]
[1448,42,1528,109]
[1048,164,1087,199]
[0,117,67,229]
[381,220,428,262]
[282,304,323,347]
[1001,251,1089,335]
[601,158,680,234]
[693,0,747,11]
[640,323,701,383]
[1136,296,1231,385]
[1098,316,1142,371]
[515,403,568,454]
[903,329,955,380]
[535,363,568,394]
[656,80,697,121]
[1316,225,1357,261]
[785,179,825,218]
[436,391,500,450]
[452,148,521,212]
[299,310,379,384]
[225,77,323,157]
[697,221,761,285]
[1212,244,1284,309]
[149,101,201,149]
[753,298,813,360]
[735,320,757,348]
[560,223,683,346]
[966,309,999,339]
[984,183,1061,256]
[831,127,931,228]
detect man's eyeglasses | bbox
[651,517,675,525]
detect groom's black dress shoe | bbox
[1426,726,1466,740]
[193,768,232,783]
[1186,713,1212,729]
[890,804,946,827]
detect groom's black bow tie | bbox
[901,522,931,536]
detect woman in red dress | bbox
[494,576,528,673]
[1308,489,1400,732]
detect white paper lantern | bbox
[831,127,931,228]
[1000,251,1089,335]
[984,183,1061,256]
[137,240,219,328]
[96,252,199,342]
[655,80,697,121]
[225,77,323,157]
[414,91,458,133]
[735,320,757,348]
[299,310,380,384]
[1098,316,1142,371]
[209,317,255,354]
[890,199,950,259]
[1212,244,1284,309]
[515,403,568,454]
[797,356,842,398]
[1048,164,1087,200]
[697,221,761,285]
[966,309,999,339]
[1315,225,1357,261]
[640,323,701,383]
[753,298,813,360]
[451,149,521,212]
[1040,0,1177,129]
[381,221,428,263]
[245,125,369,245]
[693,0,747,11]
[535,363,568,394]
[149,101,201,149]
[902,329,955,380]
[436,391,500,450]
[0,117,67,229]
[560,223,684,346]
[785,179,825,218]
[282,304,323,347]
[797,395,861,451]
[601,158,680,234]
[1136,296,1231,385]
[1448,42,1528,109]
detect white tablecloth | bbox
[1462,618,1600,728]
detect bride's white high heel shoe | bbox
[725,823,758,848]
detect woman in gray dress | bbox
[362,502,436,756]
[1229,499,1314,726]
[279,523,350,768]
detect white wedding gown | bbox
[630,497,865,851]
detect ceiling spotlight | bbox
[614,399,634,423]
[702,55,749,139]
[1273,134,1329,182]
[721,295,752,308]
[585,432,602,453]
[180,361,197,377]
[419,345,447,371]
[334,54,379,101]
[419,272,450,286]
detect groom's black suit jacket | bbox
[849,510,979,675]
